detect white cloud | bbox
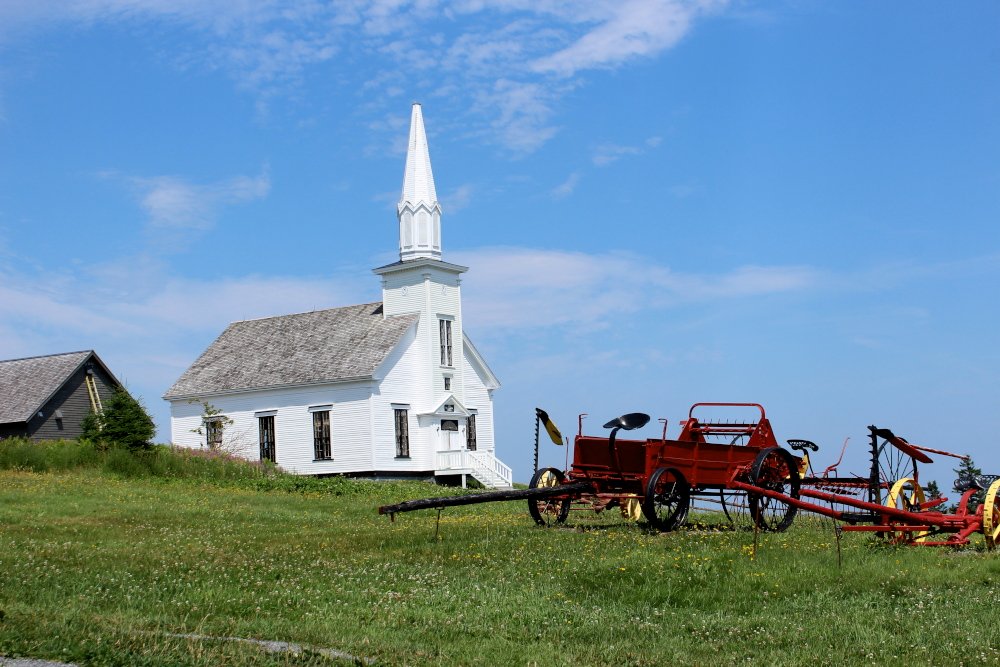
[115,170,270,247]
[0,0,725,152]
[441,184,475,213]
[592,143,642,166]
[453,246,818,330]
[531,0,725,76]
[551,172,580,199]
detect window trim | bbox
[258,414,276,463]
[312,409,332,461]
[466,414,477,451]
[394,408,410,459]
[439,318,453,367]
[204,418,224,450]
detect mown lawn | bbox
[1,468,999,666]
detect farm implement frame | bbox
[378,402,1000,549]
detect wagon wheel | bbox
[642,467,689,532]
[747,447,800,532]
[620,497,643,522]
[527,467,571,526]
[876,442,918,504]
[983,479,1000,551]
[884,478,928,543]
[720,489,751,529]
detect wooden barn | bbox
[0,350,120,440]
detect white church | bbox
[164,104,512,489]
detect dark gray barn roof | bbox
[0,350,113,424]
[163,302,418,400]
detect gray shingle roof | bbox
[164,302,418,399]
[0,350,93,423]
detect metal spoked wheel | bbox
[642,467,689,532]
[983,479,1000,551]
[877,442,918,504]
[748,447,800,532]
[527,467,571,526]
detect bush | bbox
[82,387,156,452]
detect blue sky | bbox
[1,1,997,487]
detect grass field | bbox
[1,443,999,666]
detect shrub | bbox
[82,387,156,452]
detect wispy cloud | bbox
[92,168,271,251]
[133,171,270,231]
[454,246,819,330]
[0,1,726,151]
[551,172,580,199]
[530,0,725,76]
[442,184,475,213]
[592,135,662,166]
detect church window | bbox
[466,414,477,451]
[443,376,451,391]
[394,408,410,458]
[439,319,453,366]
[312,410,331,460]
[259,415,276,463]
[205,418,223,450]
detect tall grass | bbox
[0,438,414,498]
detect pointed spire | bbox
[397,103,442,262]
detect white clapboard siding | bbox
[371,326,435,471]
[462,350,495,452]
[169,382,376,474]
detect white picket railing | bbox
[434,449,513,489]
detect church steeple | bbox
[398,103,442,262]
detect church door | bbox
[440,419,459,451]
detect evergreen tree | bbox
[82,387,156,452]
[952,456,984,513]
[924,479,942,500]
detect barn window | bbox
[313,410,331,460]
[439,319,453,366]
[466,414,477,451]
[394,408,410,458]
[259,415,276,463]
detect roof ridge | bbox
[231,301,384,324]
[0,350,93,365]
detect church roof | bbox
[0,350,115,424]
[163,303,418,400]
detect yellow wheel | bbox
[620,497,642,522]
[885,478,927,543]
[983,479,1000,551]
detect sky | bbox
[1,0,998,488]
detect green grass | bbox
[0,444,999,665]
